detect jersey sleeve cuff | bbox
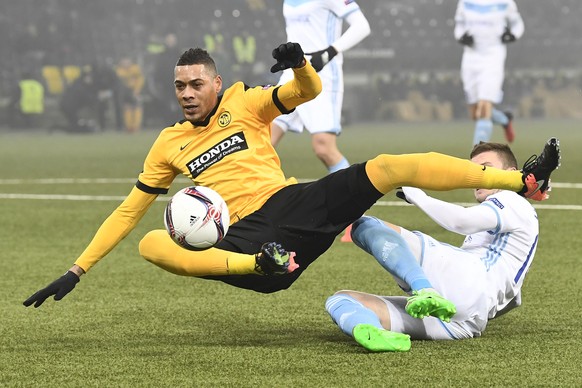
[272,86,295,115]
[136,180,169,195]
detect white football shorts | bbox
[272,89,343,135]
[380,229,490,340]
[461,51,506,104]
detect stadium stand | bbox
[1,0,581,128]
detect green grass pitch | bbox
[1,119,580,387]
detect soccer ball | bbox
[164,186,230,250]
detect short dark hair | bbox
[470,142,518,169]
[176,48,218,74]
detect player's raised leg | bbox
[363,138,560,200]
[519,137,561,199]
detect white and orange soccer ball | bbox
[164,186,229,250]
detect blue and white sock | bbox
[473,118,493,145]
[325,294,383,337]
[491,108,509,127]
[351,216,432,291]
[328,157,350,174]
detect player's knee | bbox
[352,215,377,229]
[351,216,380,239]
[311,134,336,154]
[333,289,355,297]
[312,143,331,160]
[326,291,359,314]
[138,230,159,262]
[475,100,492,119]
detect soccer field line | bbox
[1,193,581,211]
[0,177,581,189]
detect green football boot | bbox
[352,324,411,352]
[405,289,457,322]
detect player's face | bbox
[471,150,514,203]
[174,64,222,122]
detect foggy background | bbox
[2,0,581,131]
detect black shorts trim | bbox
[136,180,169,195]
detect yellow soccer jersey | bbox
[74,63,321,272]
[139,82,300,222]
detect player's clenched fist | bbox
[270,42,305,73]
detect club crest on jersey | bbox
[218,111,231,127]
[186,131,248,178]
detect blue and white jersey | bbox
[278,0,363,92]
[460,190,538,319]
[454,0,524,58]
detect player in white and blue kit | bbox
[271,0,370,173]
[454,0,524,145]
[325,141,545,352]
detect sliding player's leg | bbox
[351,216,456,322]
[325,291,411,352]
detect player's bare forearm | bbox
[294,58,307,68]
[69,264,86,277]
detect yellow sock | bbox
[365,152,524,194]
[139,230,257,276]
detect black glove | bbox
[270,42,305,73]
[254,242,298,275]
[306,46,338,72]
[501,27,516,43]
[23,271,80,308]
[458,32,474,47]
[395,188,411,204]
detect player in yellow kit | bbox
[24,42,559,307]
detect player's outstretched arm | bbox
[272,42,322,110]
[397,187,498,235]
[23,187,158,308]
[270,42,306,73]
[23,265,84,308]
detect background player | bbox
[270,0,371,174]
[325,139,560,352]
[454,0,524,145]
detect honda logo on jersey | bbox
[186,132,248,178]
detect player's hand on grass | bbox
[23,271,80,308]
[305,46,338,72]
[270,42,306,73]
[255,242,299,275]
[458,32,474,47]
